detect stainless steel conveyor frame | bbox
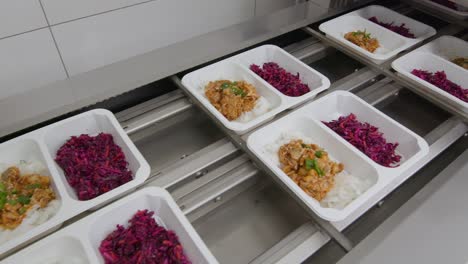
[3,1,468,263]
[114,19,467,260]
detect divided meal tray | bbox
[0,109,150,257]
[182,44,331,134]
[247,91,429,221]
[319,5,436,64]
[392,36,468,114]
[3,187,218,264]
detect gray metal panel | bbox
[338,149,468,264]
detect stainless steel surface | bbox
[192,181,310,264]
[338,149,468,264]
[131,109,225,171]
[0,0,375,138]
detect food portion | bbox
[411,69,468,102]
[205,80,270,122]
[323,113,401,167]
[270,133,374,209]
[55,133,133,201]
[452,57,468,70]
[0,165,55,230]
[99,209,191,264]
[279,140,343,201]
[250,62,311,97]
[0,161,60,245]
[368,16,415,38]
[344,30,380,53]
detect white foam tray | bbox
[0,109,150,257]
[182,45,330,134]
[392,39,468,114]
[3,187,218,264]
[247,91,429,221]
[319,5,436,64]
[419,0,468,20]
[415,35,468,71]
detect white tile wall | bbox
[41,0,151,25]
[0,29,67,99]
[52,0,255,76]
[0,0,47,39]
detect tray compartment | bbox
[392,52,468,113]
[350,5,436,40]
[42,109,149,201]
[319,15,408,63]
[310,91,427,168]
[235,45,330,106]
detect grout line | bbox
[49,0,157,27]
[39,0,70,78]
[0,26,49,41]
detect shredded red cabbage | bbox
[55,133,133,200]
[411,69,468,102]
[250,62,310,97]
[323,114,401,167]
[99,210,191,264]
[368,16,415,38]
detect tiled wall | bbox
[0,0,295,101]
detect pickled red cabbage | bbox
[250,62,310,97]
[99,210,191,264]
[368,16,415,38]
[411,69,468,102]
[55,133,133,200]
[323,114,401,167]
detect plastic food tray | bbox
[392,37,468,114]
[247,91,429,221]
[414,35,468,70]
[3,187,218,264]
[319,5,436,64]
[0,109,150,257]
[419,0,468,20]
[182,45,330,134]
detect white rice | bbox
[0,160,60,245]
[320,171,374,209]
[237,96,271,123]
[265,131,373,209]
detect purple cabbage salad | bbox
[55,133,133,200]
[411,69,468,102]
[250,62,311,97]
[323,113,401,167]
[368,16,415,38]
[99,210,191,264]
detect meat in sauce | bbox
[344,30,380,53]
[279,140,344,201]
[205,80,259,121]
